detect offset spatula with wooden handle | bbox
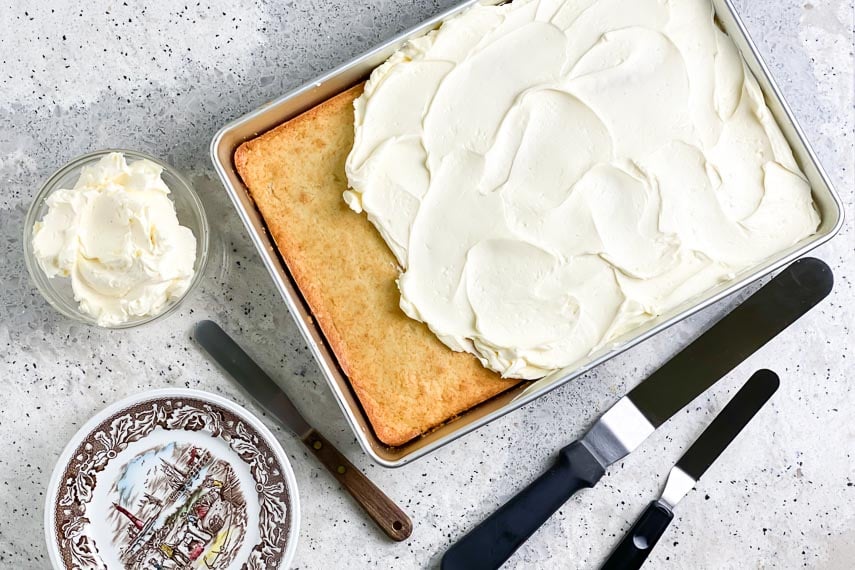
[442,257,832,569]
[194,320,413,541]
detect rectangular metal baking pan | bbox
[211,0,844,467]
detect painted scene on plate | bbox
[107,442,248,569]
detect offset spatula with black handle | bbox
[442,257,832,570]
[600,368,780,570]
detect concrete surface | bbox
[0,0,852,568]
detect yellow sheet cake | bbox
[234,84,521,446]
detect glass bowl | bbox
[23,149,209,329]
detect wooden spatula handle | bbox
[302,428,412,541]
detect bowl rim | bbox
[43,387,301,569]
[23,148,210,329]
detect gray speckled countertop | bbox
[1,1,852,568]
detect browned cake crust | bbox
[234,84,521,446]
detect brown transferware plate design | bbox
[45,389,300,569]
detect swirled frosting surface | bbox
[345,0,819,379]
[32,153,197,326]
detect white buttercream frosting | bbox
[345,0,819,379]
[32,152,197,326]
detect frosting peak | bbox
[32,152,197,326]
[345,0,819,379]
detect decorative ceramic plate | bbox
[45,389,300,569]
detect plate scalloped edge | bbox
[43,388,300,570]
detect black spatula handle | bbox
[442,257,831,569]
[441,441,606,570]
[600,500,674,570]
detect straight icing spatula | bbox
[194,320,413,541]
[600,368,780,570]
[442,257,832,570]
